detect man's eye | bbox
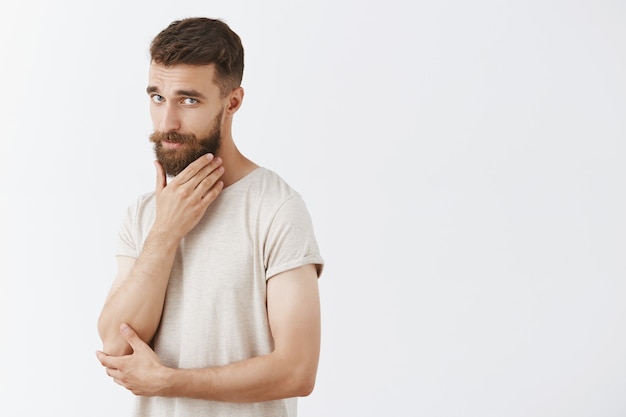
[151,94,164,103]
[183,98,198,105]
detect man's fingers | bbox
[173,153,215,185]
[96,350,120,370]
[200,175,224,203]
[169,155,224,200]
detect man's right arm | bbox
[97,154,224,356]
[97,230,182,356]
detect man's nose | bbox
[159,104,181,132]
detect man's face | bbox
[147,63,226,177]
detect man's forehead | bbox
[148,62,218,92]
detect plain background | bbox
[1,0,625,416]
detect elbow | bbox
[101,338,133,357]
[276,347,319,398]
[296,377,316,397]
[288,363,318,397]
[97,316,132,356]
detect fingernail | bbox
[206,153,214,160]
[120,323,130,333]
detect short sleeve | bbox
[116,203,139,258]
[265,195,324,280]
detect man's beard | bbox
[149,111,223,177]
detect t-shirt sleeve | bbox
[116,203,139,258]
[265,195,324,280]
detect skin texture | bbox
[96,63,321,401]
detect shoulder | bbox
[252,167,299,194]
[236,167,303,205]
[251,169,317,227]
[121,190,156,223]
[129,190,155,210]
[226,167,315,227]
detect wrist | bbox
[156,365,177,397]
[147,225,183,249]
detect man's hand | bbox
[96,323,173,397]
[153,153,224,241]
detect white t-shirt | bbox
[116,167,324,417]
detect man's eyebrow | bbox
[145,86,206,99]
[176,89,206,99]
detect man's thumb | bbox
[120,323,138,346]
[154,160,166,191]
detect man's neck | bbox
[216,145,258,188]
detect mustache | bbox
[149,131,197,144]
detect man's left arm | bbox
[96,263,321,402]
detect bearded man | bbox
[96,17,324,417]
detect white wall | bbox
[1,1,625,416]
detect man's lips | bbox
[161,140,185,149]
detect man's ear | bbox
[225,87,244,115]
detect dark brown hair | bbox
[150,17,244,96]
